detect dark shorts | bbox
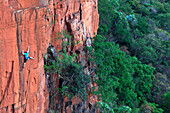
[24,57,30,63]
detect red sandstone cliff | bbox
[0,0,99,112]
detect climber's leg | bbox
[24,57,28,63]
[23,57,28,68]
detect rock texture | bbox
[0,0,53,112]
[0,0,99,112]
[50,0,99,112]
[51,0,99,51]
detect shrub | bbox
[140,102,163,113]
[45,31,91,103]
[161,92,170,113]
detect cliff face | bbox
[0,0,53,112]
[51,0,99,52]
[0,0,99,112]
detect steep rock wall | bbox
[0,0,53,112]
[51,0,99,52]
[0,0,99,112]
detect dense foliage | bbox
[98,0,170,112]
[45,50,90,100]
[87,35,158,112]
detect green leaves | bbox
[45,31,91,101]
[160,92,170,113]
[89,35,154,109]
[98,0,169,112]
[45,50,90,101]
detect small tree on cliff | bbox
[44,31,90,102]
[45,49,90,100]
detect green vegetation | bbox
[161,92,170,113]
[87,35,155,112]
[45,50,90,100]
[45,0,169,112]
[45,32,90,111]
[97,0,170,112]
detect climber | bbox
[22,46,34,68]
